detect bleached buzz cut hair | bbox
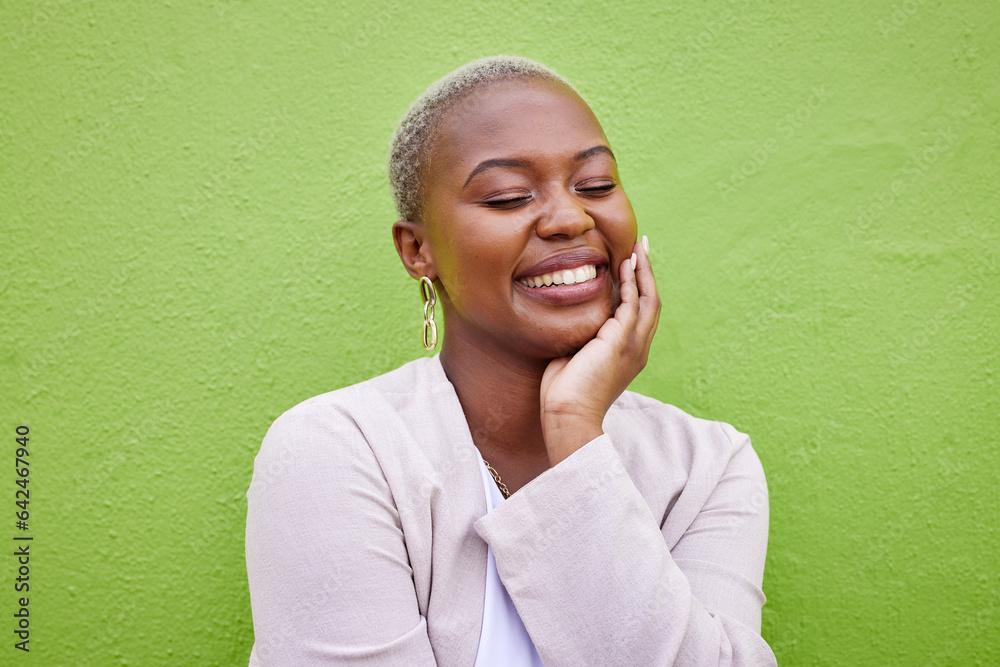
[388,55,578,223]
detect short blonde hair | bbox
[387,55,576,222]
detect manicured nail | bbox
[642,235,649,254]
[630,252,637,270]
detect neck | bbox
[438,329,550,465]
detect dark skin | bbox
[393,78,660,494]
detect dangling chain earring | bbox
[419,276,438,350]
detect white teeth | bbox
[519,264,599,288]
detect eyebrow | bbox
[462,145,616,188]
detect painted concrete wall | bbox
[2,0,997,664]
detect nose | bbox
[534,188,595,239]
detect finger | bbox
[612,252,640,335]
[632,238,661,341]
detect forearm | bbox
[474,433,775,666]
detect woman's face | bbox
[418,77,638,360]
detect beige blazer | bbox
[245,355,776,666]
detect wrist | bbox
[541,411,605,466]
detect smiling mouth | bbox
[517,263,599,288]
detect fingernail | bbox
[642,235,649,254]
[630,252,637,270]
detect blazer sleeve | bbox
[473,430,777,667]
[245,406,438,666]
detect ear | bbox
[392,220,437,281]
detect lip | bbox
[513,265,609,305]
[515,247,609,281]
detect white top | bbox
[473,453,546,667]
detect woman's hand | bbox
[539,236,661,465]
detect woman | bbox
[246,55,775,666]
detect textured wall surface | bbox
[2,1,998,664]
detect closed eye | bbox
[576,183,616,195]
[483,195,531,209]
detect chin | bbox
[542,317,608,359]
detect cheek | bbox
[600,200,639,259]
[617,196,639,235]
[440,232,516,303]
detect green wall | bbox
[2,1,997,664]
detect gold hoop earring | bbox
[419,276,438,350]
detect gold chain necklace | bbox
[481,458,510,499]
